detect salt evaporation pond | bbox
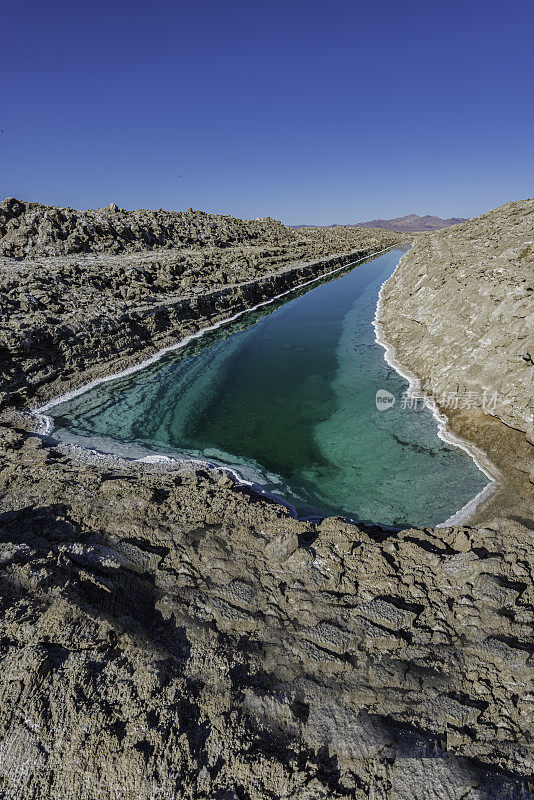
[49,249,488,527]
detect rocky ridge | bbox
[0,198,532,799]
[0,198,296,257]
[0,197,406,259]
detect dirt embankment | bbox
[377,198,533,523]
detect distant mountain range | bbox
[354,214,467,232]
[294,214,467,232]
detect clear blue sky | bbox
[2,0,533,224]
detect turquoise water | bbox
[50,249,487,527]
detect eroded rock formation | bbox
[0,429,531,799]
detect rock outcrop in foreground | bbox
[0,431,531,800]
[0,199,532,799]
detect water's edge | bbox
[372,249,500,527]
[32,245,497,528]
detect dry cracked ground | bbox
[0,199,532,799]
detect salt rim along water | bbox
[372,249,499,526]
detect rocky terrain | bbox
[0,198,532,799]
[354,214,467,232]
[0,198,405,409]
[377,198,534,522]
[0,198,296,258]
[0,197,406,259]
[0,428,531,799]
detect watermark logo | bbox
[376,389,396,410]
[374,388,502,413]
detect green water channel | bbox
[49,249,487,527]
